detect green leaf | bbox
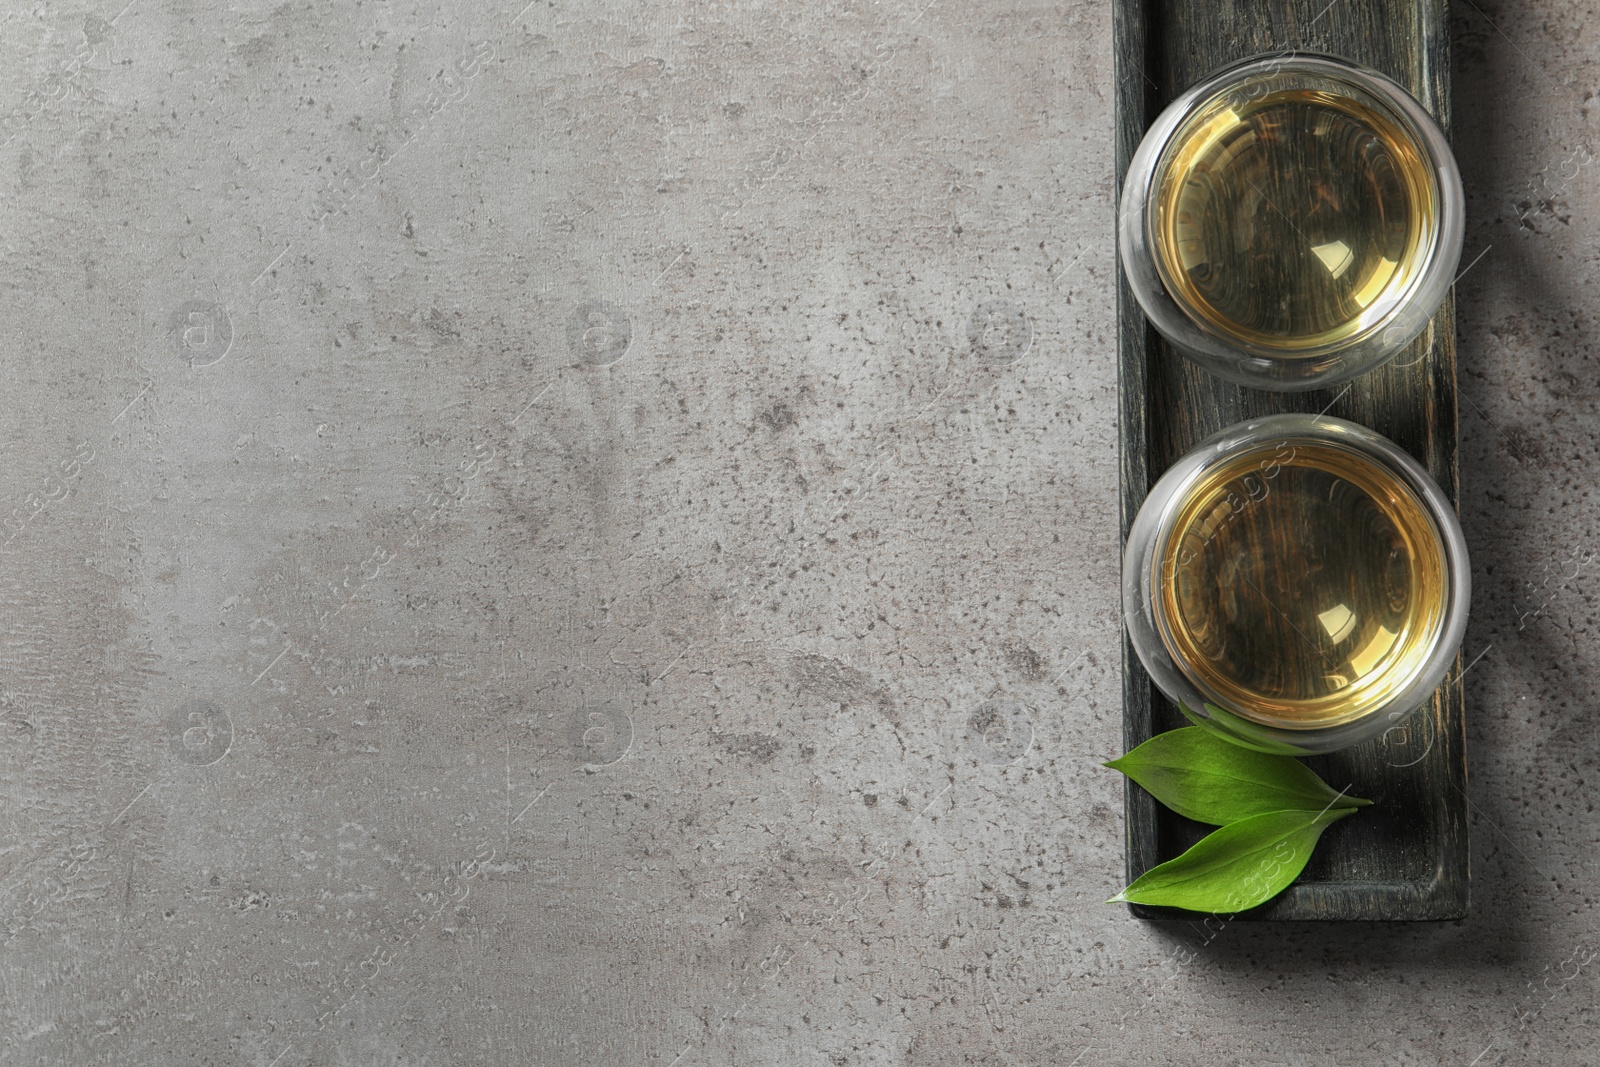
[1104,726,1370,825]
[1108,807,1356,912]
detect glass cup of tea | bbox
[1119,52,1464,390]
[1123,414,1470,754]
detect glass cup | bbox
[1119,52,1464,391]
[1123,414,1470,754]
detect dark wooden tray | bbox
[1115,0,1469,920]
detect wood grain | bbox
[1115,0,1469,920]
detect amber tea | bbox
[1155,438,1448,728]
[1151,82,1438,354]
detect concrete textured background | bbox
[0,0,1595,1064]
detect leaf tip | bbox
[1106,890,1129,904]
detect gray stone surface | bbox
[0,0,1594,1064]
